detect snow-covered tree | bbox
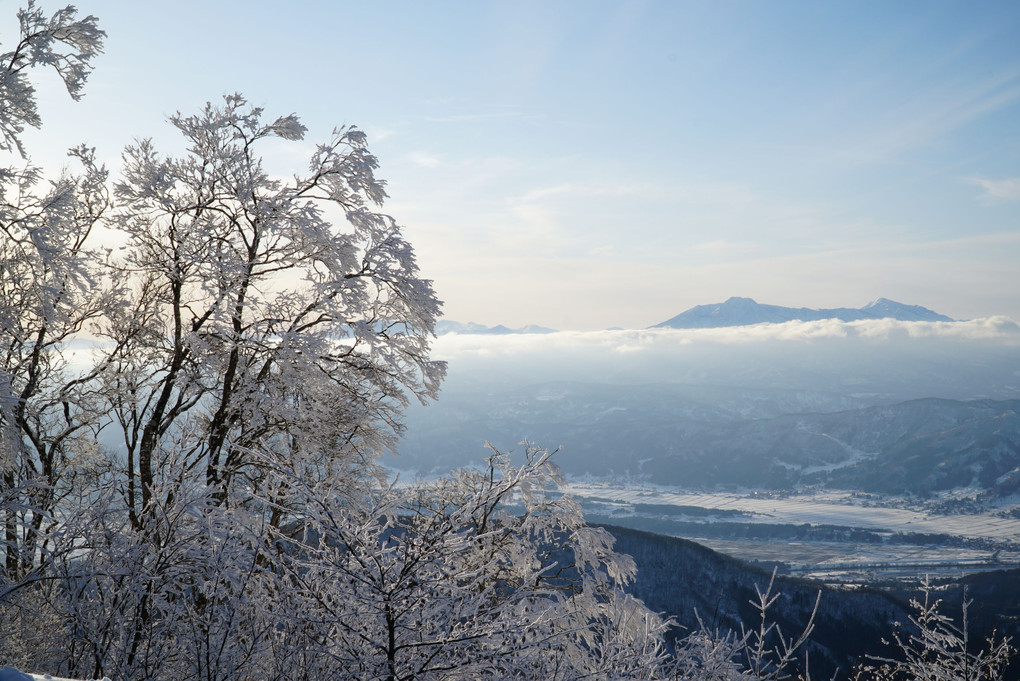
[22,91,449,679]
[44,466,280,680]
[102,94,446,528]
[666,571,818,681]
[267,443,672,681]
[2,5,450,675]
[1,1,107,582]
[853,582,1014,681]
[24,443,671,681]
[0,146,112,581]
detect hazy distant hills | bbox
[640,398,1020,496]
[653,297,953,329]
[435,321,558,335]
[399,390,1020,498]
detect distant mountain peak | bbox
[435,320,558,335]
[653,298,953,329]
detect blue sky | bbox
[12,0,1020,330]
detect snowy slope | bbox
[0,668,110,681]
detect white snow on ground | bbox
[563,482,1020,541]
[0,667,110,681]
[565,482,1020,581]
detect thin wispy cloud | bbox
[964,177,1020,202]
[425,111,522,124]
[407,151,443,168]
[518,181,664,203]
[365,125,397,143]
[906,67,1020,146]
[691,240,757,257]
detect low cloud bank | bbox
[435,317,1020,356]
[430,318,1020,402]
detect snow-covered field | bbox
[564,482,1020,541]
[564,482,1020,582]
[694,538,1020,582]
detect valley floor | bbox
[564,481,1020,584]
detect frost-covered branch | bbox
[2,144,112,580]
[268,442,668,681]
[853,580,1014,681]
[0,1,104,156]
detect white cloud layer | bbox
[428,318,1020,404]
[434,317,1020,359]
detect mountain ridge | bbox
[437,298,956,335]
[653,297,953,329]
[435,320,558,335]
[401,390,1020,499]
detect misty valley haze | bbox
[400,299,1020,482]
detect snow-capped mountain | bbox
[859,298,954,322]
[653,297,953,329]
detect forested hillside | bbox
[607,525,1020,679]
[403,389,1020,498]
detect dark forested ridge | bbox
[640,398,1020,495]
[605,525,1020,679]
